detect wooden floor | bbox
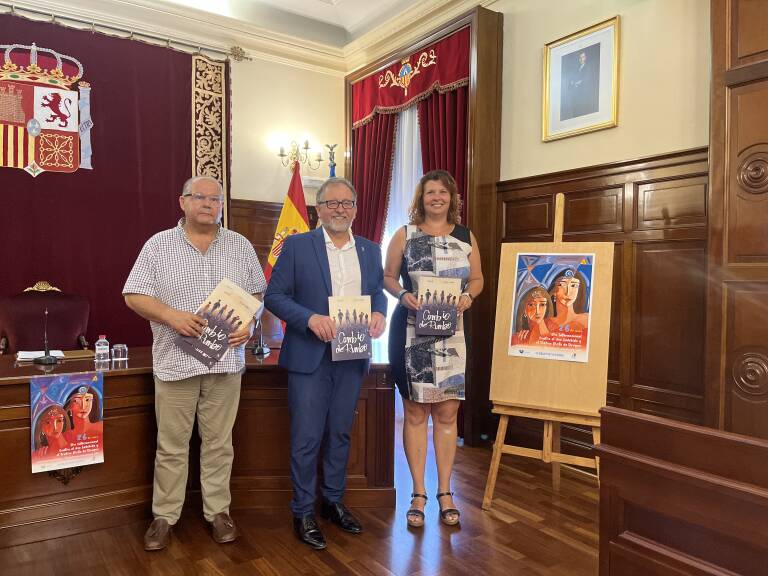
[1,408,598,575]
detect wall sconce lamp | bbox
[278,140,322,171]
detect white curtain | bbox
[383,105,423,246]
[373,105,423,362]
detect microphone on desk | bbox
[251,318,270,357]
[34,307,59,365]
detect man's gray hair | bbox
[181,175,224,196]
[316,177,357,204]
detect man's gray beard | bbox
[324,218,353,233]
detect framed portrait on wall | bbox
[542,16,620,141]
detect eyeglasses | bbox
[184,193,224,204]
[318,199,356,209]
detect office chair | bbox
[0,281,89,355]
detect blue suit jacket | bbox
[264,227,388,374]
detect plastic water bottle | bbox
[95,335,110,361]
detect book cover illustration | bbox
[414,276,462,336]
[176,277,263,367]
[508,253,595,363]
[30,371,104,473]
[329,295,372,361]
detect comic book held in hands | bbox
[329,295,372,361]
[176,278,262,367]
[414,276,462,336]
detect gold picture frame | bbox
[542,16,620,141]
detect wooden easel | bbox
[482,194,610,510]
[481,405,600,509]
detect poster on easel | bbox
[508,253,595,363]
[490,242,613,416]
[30,372,104,473]
[482,194,615,510]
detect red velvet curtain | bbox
[0,14,197,347]
[351,27,469,128]
[351,113,397,243]
[350,27,470,240]
[417,85,469,220]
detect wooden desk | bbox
[0,348,394,548]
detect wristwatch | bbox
[461,292,474,301]
[397,289,409,302]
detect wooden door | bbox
[707,0,768,436]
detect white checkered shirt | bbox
[123,219,267,381]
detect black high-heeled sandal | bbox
[436,491,460,526]
[406,493,428,527]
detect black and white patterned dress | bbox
[389,224,472,403]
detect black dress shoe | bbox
[320,500,363,534]
[293,515,327,550]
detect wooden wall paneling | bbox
[501,195,553,241]
[631,240,706,423]
[465,7,503,445]
[496,148,709,455]
[615,238,632,411]
[730,0,768,67]
[607,242,623,391]
[729,83,768,264]
[635,178,707,231]
[345,7,503,445]
[707,0,727,431]
[346,395,368,480]
[598,406,768,575]
[370,370,396,488]
[229,199,281,265]
[707,0,768,436]
[724,282,768,438]
[563,187,624,235]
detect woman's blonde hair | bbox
[408,170,462,225]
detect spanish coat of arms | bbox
[0,42,94,177]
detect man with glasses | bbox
[265,177,387,550]
[123,176,266,551]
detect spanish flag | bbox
[264,161,310,281]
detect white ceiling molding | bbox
[6,0,347,76]
[342,0,486,73]
[4,0,495,77]
[231,0,419,41]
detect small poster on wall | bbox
[30,372,104,473]
[508,253,595,362]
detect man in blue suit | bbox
[264,177,387,550]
